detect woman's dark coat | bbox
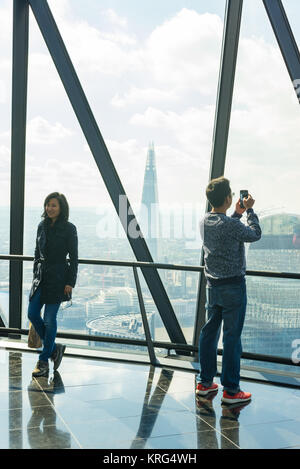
[29,218,78,304]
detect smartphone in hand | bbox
[240,190,248,209]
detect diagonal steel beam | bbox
[9,0,29,332]
[263,0,300,104]
[193,0,243,349]
[28,0,187,348]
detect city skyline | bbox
[1,183,300,361]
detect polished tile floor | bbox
[0,347,300,449]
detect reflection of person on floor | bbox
[27,372,70,449]
[219,401,251,449]
[196,387,250,449]
[196,391,218,449]
[131,367,174,449]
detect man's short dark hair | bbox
[206,177,231,208]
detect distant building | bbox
[85,285,157,351]
[86,287,140,320]
[140,142,160,260]
[243,213,300,365]
[86,311,155,350]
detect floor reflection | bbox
[9,352,22,449]
[219,400,251,448]
[195,391,219,449]
[131,367,174,449]
[27,372,70,449]
[196,392,250,449]
[130,366,247,449]
[6,351,247,450]
[4,348,299,449]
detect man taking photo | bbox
[196,176,261,404]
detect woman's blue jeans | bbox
[197,280,247,394]
[28,287,60,362]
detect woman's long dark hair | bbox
[42,192,69,222]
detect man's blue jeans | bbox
[28,287,60,362]
[197,280,247,394]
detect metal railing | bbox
[0,254,300,367]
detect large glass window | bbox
[0,0,12,215]
[20,1,226,350]
[137,267,199,346]
[2,1,299,373]
[0,0,13,329]
[24,0,226,261]
[225,0,300,372]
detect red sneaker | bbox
[196,382,218,396]
[221,390,252,404]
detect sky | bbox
[0,0,300,218]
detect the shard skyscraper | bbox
[140,142,160,260]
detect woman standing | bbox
[28,192,78,377]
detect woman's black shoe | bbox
[32,360,49,377]
[51,344,66,371]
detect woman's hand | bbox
[64,285,73,297]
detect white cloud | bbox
[26,117,73,145]
[145,9,223,94]
[47,0,71,21]
[104,9,128,29]
[233,36,292,108]
[0,80,6,103]
[64,22,141,75]
[130,106,214,158]
[0,0,12,45]
[0,144,9,174]
[100,31,137,47]
[24,155,107,207]
[225,36,300,215]
[111,87,180,108]
[41,3,141,77]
